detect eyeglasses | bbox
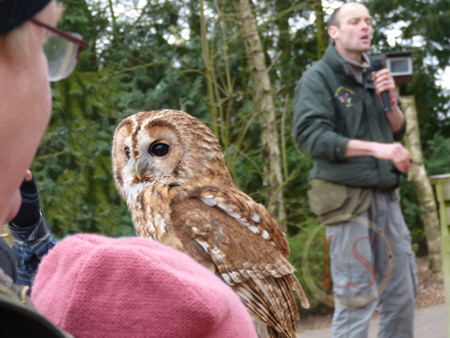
[30,19,88,82]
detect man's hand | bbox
[372,69,405,132]
[372,69,396,103]
[370,143,412,173]
[345,140,412,173]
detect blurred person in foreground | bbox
[0,0,86,336]
[0,0,87,284]
[293,3,417,338]
[0,2,257,338]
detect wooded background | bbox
[31,0,450,313]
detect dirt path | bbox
[299,257,446,337]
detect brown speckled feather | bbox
[112,110,309,338]
[191,185,290,257]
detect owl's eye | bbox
[149,143,170,157]
[124,147,131,159]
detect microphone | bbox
[372,59,392,112]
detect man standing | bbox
[293,3,417,338]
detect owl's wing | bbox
[190,185,291,257]
[131,182,309,311]
[170,196,309,338]
[170,190,309,308]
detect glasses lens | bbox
[43,33,81,82]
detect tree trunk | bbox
[199,0,219,137]
[107,0,118,43]
[402,96,442,273]
[231,0,286,230]
[314,0,327,59]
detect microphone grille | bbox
[372,59,385,71]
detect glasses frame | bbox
[30,18,88,59]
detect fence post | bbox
[429,174,450,337]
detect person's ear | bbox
[328,25,339,40]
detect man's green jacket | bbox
[293,43,406,189]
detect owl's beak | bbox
[135,163,142,179]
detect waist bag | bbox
[307,179,372,225]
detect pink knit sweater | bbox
[32,234,257,338]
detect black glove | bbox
[10,175,41,227]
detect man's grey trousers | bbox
[326,189,418,338]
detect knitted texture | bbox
[32,234,257,338]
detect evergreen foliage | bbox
[29,0,450,312]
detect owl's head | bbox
[112,110,233,199]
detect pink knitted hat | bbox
[32,234,257,338]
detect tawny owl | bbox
[112,109,309,338]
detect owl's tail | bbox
[290,274,310,309]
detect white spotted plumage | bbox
[112,110,309,338]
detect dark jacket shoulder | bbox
[293,43,404,189]
[0,268,70,338]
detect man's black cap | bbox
[0,0,51,36]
